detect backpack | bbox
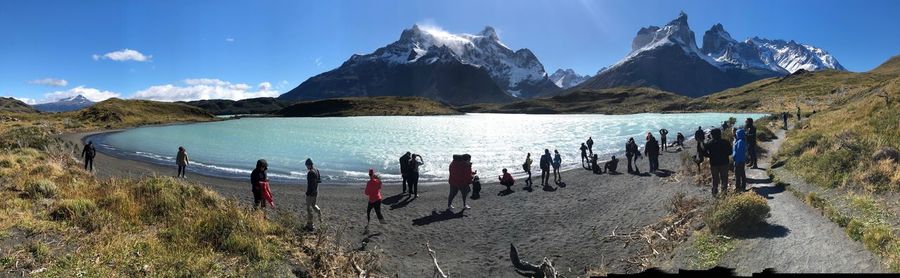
[522,163,529,172]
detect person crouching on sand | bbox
[176,146,189,178]
[364,169,386,229]
[250,159,269,210]
[448,154,474,210]
[305,158,323,231]
[499,168,515,191]
[591,154,601,174]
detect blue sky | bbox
[2,0,898,103]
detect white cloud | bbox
[225,37,235,42]
[12,97,37,105]
[315,57,322,67]
[28,78,68,87]
[132,78,279,102]
[42,86,120,103]
[93,48,152,62]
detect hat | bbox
[305,158,314,166]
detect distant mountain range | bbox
[577,12,845,97]
[549,69,592,89]
[280,25,559,105]
[32,95,94,112]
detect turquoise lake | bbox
[89,113,766,184]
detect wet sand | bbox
[61,132,709,276]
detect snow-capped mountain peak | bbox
[60,95,92,103]
[549,69,592,89]
[701,24,846,73]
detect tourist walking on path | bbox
[175,146,189,178]
[732,128,748,192]
[745,118,758,169]
[644,133,660,173]
[250,159,269,209]
[625,138,641,173]
[580,143,589,169]
[539,149,552,187]
[694,126,705,150]
[399,152,411,194]
[522,153,533,187]
[659,129,669,152]
[364,169,386,228]
[305,158,323,230]
[552,150,562,183]
[448,154,474,210]
[703,128,732,196]
[586,137,594,156]
[782,112,789,130]
[82,141,96,172]
[499,168,515,191]
[408,154,423,197]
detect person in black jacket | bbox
[399,152,411,194]
[745,118,758,169]
[644,133,660,173]
[625,138,640,174]
[539,149,552,187]
[580,143,589,169]
[703,128,732,196]
[694,127,705,151]
[81,141,96,172]
[603,156,619,173]
[305,158,322,231]
[250,159,268,209]
[659,129,669,152]
[586,137,594,156]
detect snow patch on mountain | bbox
[609,12,723,72]
[701,24,845,73]
[549,69,591,89]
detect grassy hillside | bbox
[459,87,692,114]
[71,98,215,129]
[0,97,39,114]
[870,55,900,75]
[274,96,461,117]
[181,97,296,115]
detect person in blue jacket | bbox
[732,128,748,192]
[552,149,563,184]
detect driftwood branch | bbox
[426,243,448,278]
[509,243,558,278]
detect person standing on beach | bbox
[703,129,732,196]
[399,152,411,194]
[625,138,640,174]
[745,118,758,169]
[694,127,706,150]
[81,141,96,172]
[364,169,386,229]
[580,143,589,169]
[782,112,789,130]
[732,128,748,192]
[552,150,562,183]
[644,133,660,173]
[522,153,533,188]
[539,149,552,187]
[586,137,594,156]
[304,158,322,231]
[175,146,189,178]
[250,159,268,209]
[448,154,474,210]
[659,129,669,152]
[408,154,423,197]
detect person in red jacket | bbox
[448,154,474,210]
[498,168,515,191]
[364,169,386,227]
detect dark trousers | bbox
[748,143,758,168]
[734,164,746,191]
[649,155,659,172]
[408,173,419,195]
[252,187,265,208]
[84,157,94,172]
[401,174,409,192]
[540,168,550,186]
[367,200,384,222]
[177,165,186,178]
[525,170,532,186]
[500,180,514,189]
[626,155,639,173]
[448,185,470,207]
[710,165,729,195]
[661,139,667,151]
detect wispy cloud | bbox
[315,57,323,67]
[93,48,152,62]
[225,37,236,42]
[132,78,279,102]
[42,86,120,103]
[28,78,68,87]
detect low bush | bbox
[24,179,58,199]
[51,198,101,231]
[847,219,865,241]
[704,192,771,236]
[862,224,893,252]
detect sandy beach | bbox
[61,132,709,276]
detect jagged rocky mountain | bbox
[549,69,592,89]
[32,95,95,112]
[280,25,559,105]
[579,12,844,97]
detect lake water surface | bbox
[89,113,765,184]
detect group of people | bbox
[520,149,563,190]
[249,157,324,230]
[696,118,759,196]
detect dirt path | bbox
[718,127,883,274]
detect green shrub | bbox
[195,208,266,260]
[29,241,50,263]
[805,192,826,209]
[25,179,58,199]
[705,192,771,236]
[863,224,894,252]
[847,219,865,241]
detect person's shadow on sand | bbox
[542,185,557,192]
[556,181,566,188]
[653,169,674,177]
[381,193,405,206]
[412,209,467,226]
[498,188,514,196]
[522,186,534,192]
[389,195,416,210]
[632,172,652,177]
